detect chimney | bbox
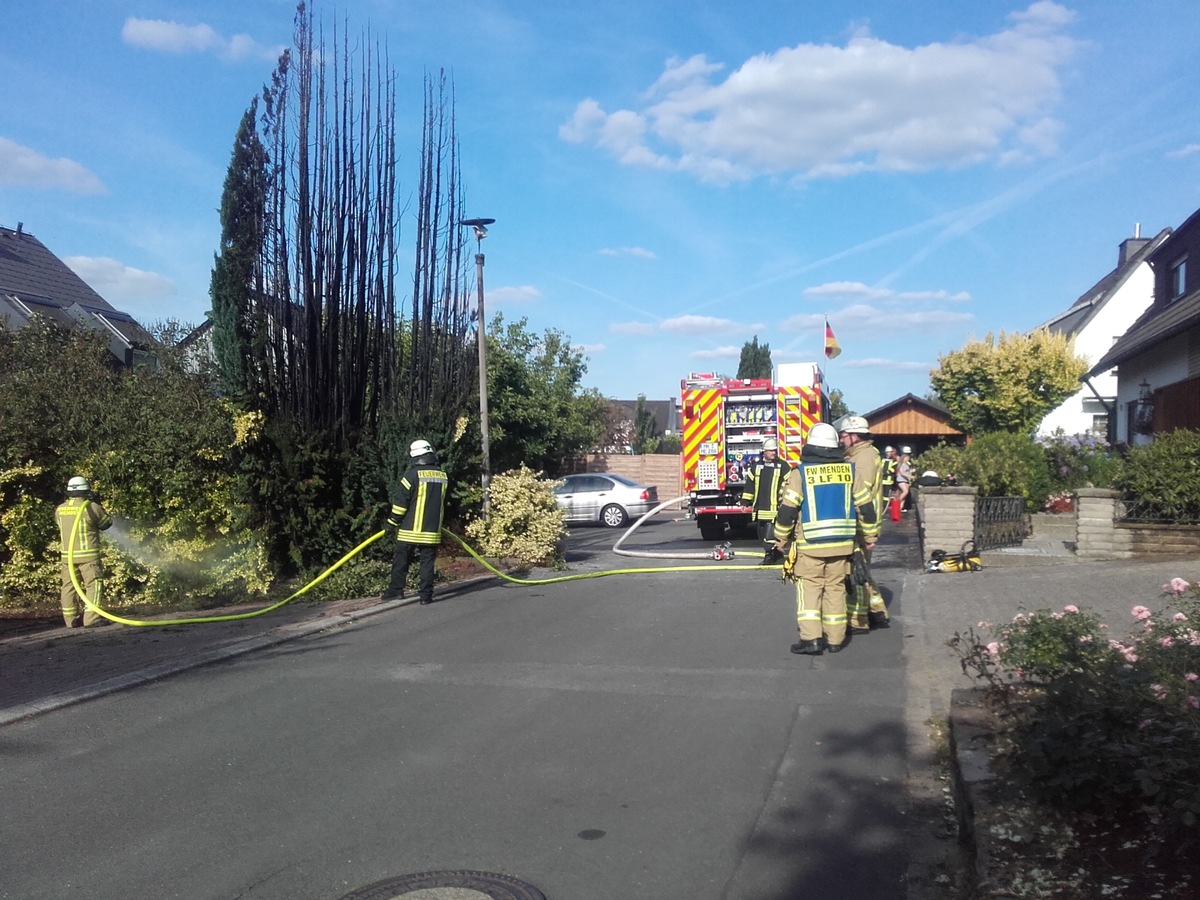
[16,222,23,237]
[1118,222,1149,268]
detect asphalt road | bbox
[0,517,922,900]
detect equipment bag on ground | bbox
[925,540,982,573]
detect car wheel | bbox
[601,504,628,528]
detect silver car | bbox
[553,473,660,527]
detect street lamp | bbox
[460,217,496,517]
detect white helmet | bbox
[884,446,895,453]
[67,475,90,494]
[806,423,839,449]
[900,445,913,455]
[762,437,778,451]
[409,439,434,458]
[835,414,870,435]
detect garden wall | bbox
[584,453,685,509]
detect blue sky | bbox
[3,0,1199,414]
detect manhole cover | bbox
[340,870,547,900]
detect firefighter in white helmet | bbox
[772,423,876,655]
[383,439,449,605]
[835,415,889,630]
[740,436,791,565]
[55,476,113,627]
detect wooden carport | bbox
[862,393,966,456]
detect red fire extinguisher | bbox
[889,496,902,522]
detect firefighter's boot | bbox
[869,610,890,629]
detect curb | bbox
[0,596,414,727]
[947,687,1001,896]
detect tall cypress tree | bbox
[209,101,267,402]
[737,335,772,379]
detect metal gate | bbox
[974,496,1028,550]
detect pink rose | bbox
[1131,605,1152,621]
[1063,604,1079,614]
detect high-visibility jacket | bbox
[388,461,448,545]
[773,461,873,554]
[844,439,884,542]
[881,458,897,491]
[56,497,113,561]
[740,456,790,522]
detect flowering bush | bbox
[1042,491,1074,514]
[950,578,1200,856]
[1038,429,1116,494]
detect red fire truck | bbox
[680,364,827,540]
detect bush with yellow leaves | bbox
[465,465,566,566]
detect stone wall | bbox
[915,485,978,561]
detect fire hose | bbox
[65,499,777,628]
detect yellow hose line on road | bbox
[66,504,385,627]
[442,530,770,583]
[65,506,776,628]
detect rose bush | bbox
[950,578,1200,866]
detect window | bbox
[1169,255,1187,300]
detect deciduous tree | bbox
[930,330,1088,435]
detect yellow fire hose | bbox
[66,502,777,628]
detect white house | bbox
[1035,226,1171,438]
[1090,205,1200,446]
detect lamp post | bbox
[460,217,496,517]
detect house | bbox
[1036,226,1171,438]
[0,223,155,366]
[1089,206,1200,446]
[861,393,967,457]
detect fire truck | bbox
[680,363,827,541]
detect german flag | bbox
[824,319,841,360]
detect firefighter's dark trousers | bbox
[388,542,438,602]
[60,558,104,627]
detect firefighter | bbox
[383,439,449,605]
[740,436,791,565]
[773,423,876,655]
[881,446,898,498]
[55,475,113,628]
[836,415,889,630]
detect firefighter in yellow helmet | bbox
[835,415,890,630]
[383,439,449,605]
[773,423,876,655]
[55,476,113,628]
[740,436,791,565]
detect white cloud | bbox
[805,281,971,302]
[690,345,742,360]
[64,256,175,305]
[661,314,763,335]
[782,303,973,332]
[598,246,658,259]
[841,357,933,371]
[1167,143,1200,159]
[121,18,283,63]
[561,2,1080,183]
[0,138,105,194]
[576,342,607,354]
[611,321,656,335]
[487,285,541,304]
[805,281,893,300]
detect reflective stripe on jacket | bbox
[56,497,113,561]
[740,457,790,521]
[388,464,448,545]
[774,461,871,551]
[845,440,884,541]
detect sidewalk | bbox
[0,594,409,726]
